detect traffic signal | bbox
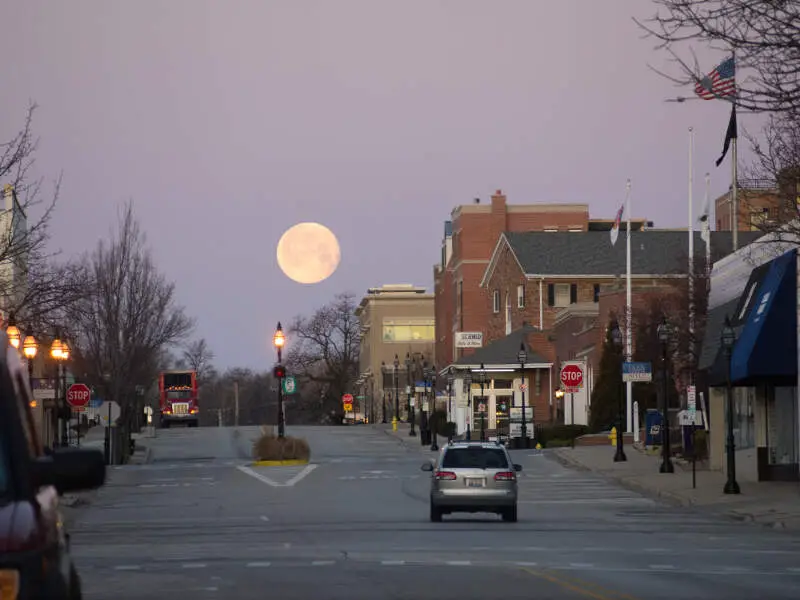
[273,365,286,378]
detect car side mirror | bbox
[420,462,434,472]
[32,447,106,494]
[513,464,523,472]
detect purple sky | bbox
[0,1,758,369]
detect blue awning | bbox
[730,248,797,384]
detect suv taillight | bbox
[494,471,516,481]
[434,470,457,480]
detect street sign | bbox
[342,393,354,413]
[687,385,697,422]
[454,332,483,348]
[99,400,121,426]
[282,376,297,395]
[67,383,91,409]
[622,362,653,382]
[560,364,584,393]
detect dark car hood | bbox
[0,500,42,553]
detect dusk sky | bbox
[1,1,758,369]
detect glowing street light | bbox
[6,312,20,349]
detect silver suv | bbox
[421,441,522,522]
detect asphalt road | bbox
[66,425,800,599]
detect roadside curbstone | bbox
[252,459,309,467]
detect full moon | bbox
[276,222,341,284]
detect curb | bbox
[252,459,310,467]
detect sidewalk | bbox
[552,444,800,530]
[378,422,442,454]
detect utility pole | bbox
[234,381,240,427]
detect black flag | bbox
[715,104,737,167]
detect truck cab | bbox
[158,370,199,428]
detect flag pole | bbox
[625,179,633,433]
[731,127,739,251]
[688,127,695,344]
[704,173,712,285]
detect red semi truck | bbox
[159,369,199,428]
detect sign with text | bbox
[67,383,91,409]
[454,332,483,348]
[342,393,354,413]
[560,363,584,393]
[622,362,653,383]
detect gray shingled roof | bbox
[452,324,549,367]
[504,231,762,276]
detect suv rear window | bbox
[441,447,509,469]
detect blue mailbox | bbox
[645,409,663,446]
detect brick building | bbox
[433,190,650,370]
[714,178,798,232]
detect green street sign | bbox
[282,376,297,395]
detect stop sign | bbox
[560,364,584,391]
[67,383,91,408]
[342,393,354,404]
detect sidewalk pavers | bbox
[378,423,441,454]
[552,444,800,530]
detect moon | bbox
[276,222,341,284]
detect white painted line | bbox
[312,560,335,566]
[471,546,492,551]
[260,515,270,522]
[246,562,272,568]
[722,566,751,572]
[182,563,207,569]
[787,567,800,573]
[644,548,669,553]
[381,560,406,565]
[569,563,594,568]
[113,565,141,571]
[523,546,547,551]
[515,561,538,567]
[519,498,654,505]
[236,465,281,487]
[285,464,318,487]
[446,560,472,566]
[283,542,291,548]
[649,564,676,570]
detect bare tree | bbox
[67,200,194,431]
[285,292,360,420]
[636,1,800,113]
[183,338,217,385]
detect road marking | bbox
[787,567,800,573]
[523,546,547,551]
[515,561,538,567]
[568,563,594,568]
[285,464,318,486]
[236,465,281,487]
[113,565,141,571]
[519,567,636,600]
[446,560,471,566]
[520,499,654,505]
[722,566,751,572]
[182,563,207,569]
[260,515,270,522]
[644,548,669,553]
[283,542,292,548]
[381,560,406,565]
[649,564,676,570]
[312,560,335,566]
[246,562,271,568]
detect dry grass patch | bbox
[253,432,311,462]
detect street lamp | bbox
[6,312,19,349]
[51,335,69,446]
[517,343,528,449]
[610,319,627,462]
[429,366,438,451]
[657,316,674,473]
[406,353,416,437]
[23,335,37,388]
[463,371,473,441]
[446,368,454,444]
[478,362,487,441]
[273,322,286,438]
[421,362,430,446]
[721,315,741,494]
[393,354,400,428]
[381,361,388,424]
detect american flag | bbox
[695,56,736,100]
[609,204,624,246]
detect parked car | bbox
[0,335,106,599]
[422,441,522,522]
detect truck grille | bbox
[172,403,189,415]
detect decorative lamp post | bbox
[6,312,20,349]
[430,366,438,451]
[478,362,487,442]
[420,362,430,446]
[23,335,37,388]
[463,371,473,441]
[393,354,400,429]
[273,322,286,438]
[406,353,416,436]
[381,361,388,424]
[721,316,741,494]
[610,319,627,462]
[51,335,69,446]
[446,368,454,444]
[517,343,529,449]
[656,316,674,473]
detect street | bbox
[67,426,800,599]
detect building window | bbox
[382,319,435,343]
[517,285,525,308]
[493,290,500,313]
[547,283,576,308]
[593,284,600,303]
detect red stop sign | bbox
[560,364,584,390]
[342,393,353,404]
[67,383,91,408]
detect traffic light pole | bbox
[276,348,285,439]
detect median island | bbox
[252,428,311,466]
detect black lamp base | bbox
[659,460,675,473]
[613,449,627,462]
[723,479,741,494]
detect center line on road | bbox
[260,515,270,522]
[568,563,594,568]
[381,560,406,565]
[113,565,141,571]
[447,561,472,566]
[649,565,676,570]
[247,562,272,568]
[515,562,538,567]
[182,563,207,569]
[312,560,335,566]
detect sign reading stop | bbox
[67,383,91,409]
[560,364,584,392]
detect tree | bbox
[285,292,360,422]
[637,1,800,113]
[589,315,625,432]
[67,201,194,434]
[183,338,217,385]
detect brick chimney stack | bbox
[491,189,508,243]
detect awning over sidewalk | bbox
[730,248,797,385]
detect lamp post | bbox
[464,371,473,441]
[406,353,416,436]
[609,319,627,462]
[657,316,674,473]
[430,366,438,451]
[421,362,430,446]
[517,343,528,449]
[721,316,741,494]
[393,354,400,428]
[273,322,286,439]
[478,362,487,442]
[51,335,69,446]
[23,334,37,389]
[446,368,454,444]
[381,361,388,424]
[6,312,20,349]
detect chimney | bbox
[474,197,481,204]
[490,188,508,243]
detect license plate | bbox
[466,478,484,488]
